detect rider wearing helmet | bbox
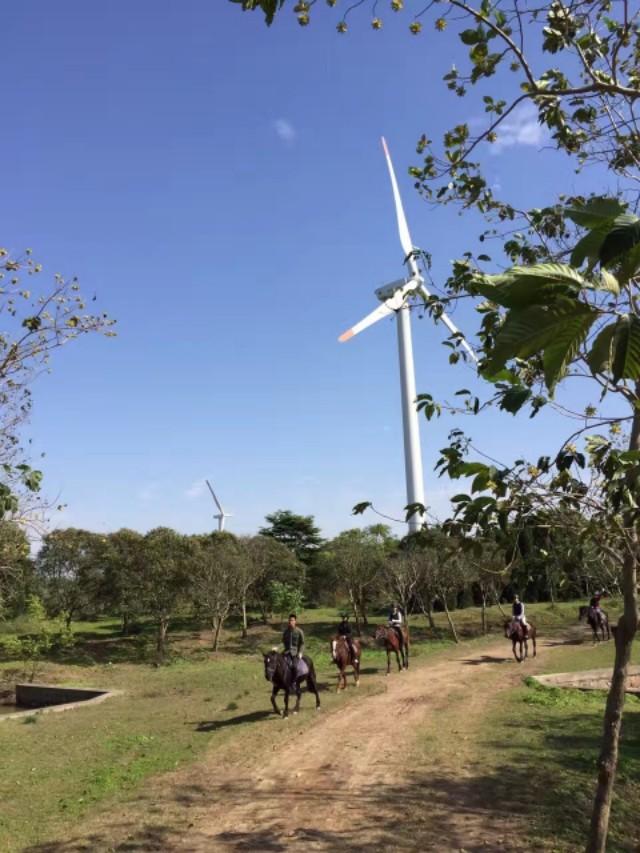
[388,603,404,650]
[336,613,358,664]
[512,595,529,637]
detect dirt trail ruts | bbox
[28,635,578,853]
[172,638,540,852]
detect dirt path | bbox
[172,639,535,852]
[29,634,579,853]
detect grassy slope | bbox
[0,601,638,851]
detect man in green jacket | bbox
[282,613,305,675]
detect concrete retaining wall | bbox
[0,683,120,723]
[532,665,640,695]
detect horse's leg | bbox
[524,639,528,660]
[336,665,342,693]
[512,639,520,663]
[293,679,301,713]
[271,687,281,717]
[532,634,537,657]
[308,672,321,710]
[386,648,391,676]
[283,689,290,719]
[354,660,360,687]
[395,648,402,672]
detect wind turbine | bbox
[205,479,232,532]
[339,137,477,535]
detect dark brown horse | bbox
[263,650,320,718]
[374,624,409,674]
[504,619,537,663]
[331,636,361,691]
[578,605,610,642]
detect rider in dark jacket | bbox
[282,613,305,674]
[337,614,358,663]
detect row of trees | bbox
[0,507,622,656]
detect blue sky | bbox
[3,2,615,539]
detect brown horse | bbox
[331,636,361,690]
[374,624,409,673]
[504,619,537,663]
[578,605,610,642]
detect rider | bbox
[590,590,603,612]
[388,603,404,650]
[282,613,305,675]
[336,613,358,664]
[512,595,529,637]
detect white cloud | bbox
[273,118,297,146]
[185,480,207,500]
[490,102,547,152]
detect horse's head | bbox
[263,648,279,682]
[578,606,588,621]
[374,625,387,642]
[504,620,514,639]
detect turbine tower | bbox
[205,479,232,532]
[339,137,477,535]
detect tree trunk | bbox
[349,589,361,636]
[587,391,640,853]
[156,618,168,658]
[440,591,459,643]
[241,598,248,639]
[122,610,130,636]
[212,618,223,652]
[480,591,487,635]
[587,547,638,853]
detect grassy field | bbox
[0,600,638,851]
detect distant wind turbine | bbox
[339,137,477,535]
[205,479,232,532]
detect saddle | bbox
[287,655,309,678]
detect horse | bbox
[331,636,361,691]
[578,605,610,642]
[504,619,537,663]
[374,624,409,674]
[263,649,321,718]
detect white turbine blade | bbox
[205,479,224,514]
[339,278,420,342]
[418,283,479,363]
[339,302,394,342]
[381,137,419,277]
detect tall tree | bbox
[326,527,388,632]
[138,527,192,659]
[243,534,303,622]
[0,521,32,619]
[35,528,102,627]
[101,529,146,635]
[0,248,114,520]
[259,510,324,565]
[190,532,245,651]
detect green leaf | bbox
[600,218,640,266]
[473,264,586,308]
[565,198,626,228]
[487,299,597,389]
[459,28,481,45]
[611,315,640,383]
[587,317,640,383]
[598,269,620,294]
[570,225,609,269]
[587,322,616,375]
[498,385,531,414]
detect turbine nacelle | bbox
[374,276,422,303]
